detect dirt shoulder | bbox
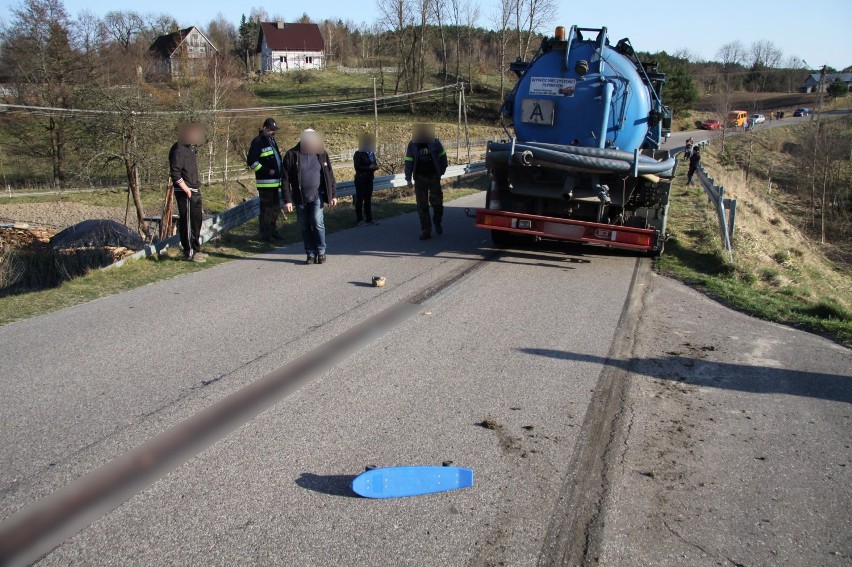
[590,271,851,566]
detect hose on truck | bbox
[486,141,676,176]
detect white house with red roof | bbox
[257,21,325,73]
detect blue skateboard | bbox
[351,462,474,499]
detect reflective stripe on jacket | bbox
[246,133,282,189]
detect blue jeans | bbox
[296,198,326,255]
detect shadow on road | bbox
[295,473,360,498]
[518,348,852,404]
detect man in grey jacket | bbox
[281,129,338,265]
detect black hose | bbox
[487,141,675,175]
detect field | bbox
[693,92,823,113]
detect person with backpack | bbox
[404,124,448,240]
[686,145,701,186]
[353,133,380,226]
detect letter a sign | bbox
[520,99,555,125]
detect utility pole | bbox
[815,65,826,124]
[372,77,379,142]
[457,82,463,162]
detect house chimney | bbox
[276,21,284,29]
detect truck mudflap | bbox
[475,209,660,251]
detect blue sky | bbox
[3,0,850,69]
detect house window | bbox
[305,56,312,64]
[279,56,284,63]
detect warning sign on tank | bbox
[529,77,576,97]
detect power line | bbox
[0,84,458,118]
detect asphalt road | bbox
[1,117,848,565]
[0,190,641,565]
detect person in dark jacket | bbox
[246,117,283,241]
[281,129,338,265]
[687,145,701,186]
[169,123,206,262]
[404,124,448,240]
[353,133,379,226]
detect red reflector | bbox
[617,232,652,247]
[480,214,513,228]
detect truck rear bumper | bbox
[475,209,659,252]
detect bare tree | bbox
[463,2,480,91]
[205,14,238,60]
[715,40,745,91]
[0,0,79,187]
[748,39,783,92]
[514,0,556,61]
[716,40,745,66]
[376,0,418,94]
[416,0,431,90]
[492,0,515,101]
[431,0,449,88]
[103,10,145,54]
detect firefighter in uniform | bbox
[247,118,284,241]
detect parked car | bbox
[793,108,811,117]
[700,119,722,130]
[727,110,749,128]
[751,114,766,124]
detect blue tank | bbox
[506,26,669,150]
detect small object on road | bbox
[372,276,386,288]
[351,465,474,499]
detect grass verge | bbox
[656,156,851,347]
[0,184,483,326]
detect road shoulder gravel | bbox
[591,271,852,566]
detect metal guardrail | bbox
[691,140,736,263]
[106,162,486,269]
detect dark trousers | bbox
[258,187,281,237]
[687,167,697,185]
[414,174,443,233]
[175,190,202,257]
[354,177,374,222]
[295,198,326,255]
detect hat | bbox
[263,118,279,131]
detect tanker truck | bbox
[475,25,675,255]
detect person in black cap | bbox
[169,123,206,262]
[247,118,283,241]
